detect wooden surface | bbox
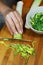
[0,0,43,65]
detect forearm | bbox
[0,1,12,30]
[1,0,19,7]
[0,1,12,16]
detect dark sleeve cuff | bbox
[0,12,5,30]
[2,0,20,7]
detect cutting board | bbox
[0,0,43,65]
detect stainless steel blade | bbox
[0,37,33,42]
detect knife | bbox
[0,37,33,42]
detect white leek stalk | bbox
[14,1,23,39]
[16,1,23,16]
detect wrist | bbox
[0,1,12,17]
[4,8,12,17]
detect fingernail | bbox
[19,30,22,34]
[22,29,23,33]
[16,32,18,34]
[14,32,18,34]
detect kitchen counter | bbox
[0,0,43,65]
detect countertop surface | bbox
[0,0,43,65]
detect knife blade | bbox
[0,37,33,42]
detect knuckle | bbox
[6,14,9,18]
[9,12,13,15]
[14,11,16,13]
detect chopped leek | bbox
[13,34,22,39]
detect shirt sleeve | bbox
[0,12,5,30]
[2,0,21,7]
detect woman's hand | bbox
[5,11,23,35]
[0,1,23,35]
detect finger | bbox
[14,11,23,28]
[6,14,18,34]
[5,20,13,35]
[14,11,23,33]
[9,12,22,34]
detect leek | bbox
[31,0,42,9]
[13,1,23,39]
[16,1,23,16]
[13,34,22,39]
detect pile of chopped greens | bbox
[0,41,35,59]
[9,44,35,59]
[30,13,43,31]
[0,41,35,65]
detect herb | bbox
[0,41,35,65]
[9,43,35,57]
[30,13,43,31]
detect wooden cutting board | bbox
[0,0,43,65]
